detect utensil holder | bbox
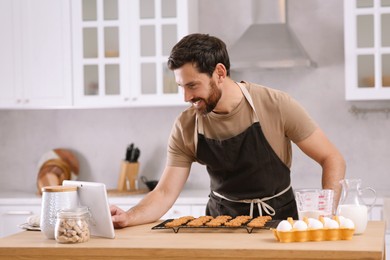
[117,161,139,191]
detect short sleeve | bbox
[281,95,317,143]
[166,111,197,168]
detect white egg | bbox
[307,218,319,226]
[308,219,324,229]
[340,218,355,229]
[293,220,308,231]
[338,215,346,223]
[276,220,293,231]
[322,217,332,225]
[324,219,339,229]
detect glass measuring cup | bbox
[295,189,334,220]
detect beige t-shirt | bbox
[167,81,317,168]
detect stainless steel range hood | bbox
[229,0,316,70]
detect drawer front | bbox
[0,205,41,238]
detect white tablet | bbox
[62,180,115,239]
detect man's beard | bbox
[194,79,222,116]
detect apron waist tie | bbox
[212,183,292,218]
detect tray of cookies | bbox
[152,215,280,233]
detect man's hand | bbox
[110,205,130,229]
[109,166,191,228]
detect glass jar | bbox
[40,185,78,239]
[54,207,91,243]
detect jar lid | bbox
[41,185,77,193]
[57,206,90,218]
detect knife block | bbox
[117,161,139,191]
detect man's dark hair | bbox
[167,33,230,77]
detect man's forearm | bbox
[321,153,346,214]
[125,188,176,226]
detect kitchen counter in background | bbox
[2,188,389,205]
[0,189,210,204]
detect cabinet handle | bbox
[24,99,29,103]
[4,211,34,215]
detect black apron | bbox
[196,83,298,219]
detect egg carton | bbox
[272,227,355,242]
[272,216,355,242]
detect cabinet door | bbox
[344,0,390,100]
[72,0,197,108]
[0,206,41,238]
[133,0,189,106]
[20,0,72,108]
[0,0,72,108]
[72,0,131,107]
[0,0,20,107]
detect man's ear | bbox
[215,63,227,82]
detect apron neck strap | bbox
[194,116,199,155]
[195,82,258,150]
[237,82,258,123]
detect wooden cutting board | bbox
[36,149,79,194]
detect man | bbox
[110,33,345,228]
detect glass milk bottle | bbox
[40,185,78,239]
[336,179,376,235]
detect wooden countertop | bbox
[0,221,386,260]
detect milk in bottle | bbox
[336,179,376,235]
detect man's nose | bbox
[184,89,193,103]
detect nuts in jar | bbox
[55,207,90,243]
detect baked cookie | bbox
[247,216,272,228]
[164,216,194,227]
[225,215,252,227]
[186,216,214,227]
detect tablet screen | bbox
[62,180,115,239]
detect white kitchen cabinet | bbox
[0,190,207,238]
[386,235,390,260]
[0,0,72,108]
[0,205,41,238]
[162,203,207,219]
[72,0,198,108]
[162,205,192,219]
[344,0,390,100]
[112,204,206,221]
[368,204,383,220]
[111,198,206,220]
[191,205,207,217]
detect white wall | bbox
[0,0,389,194]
